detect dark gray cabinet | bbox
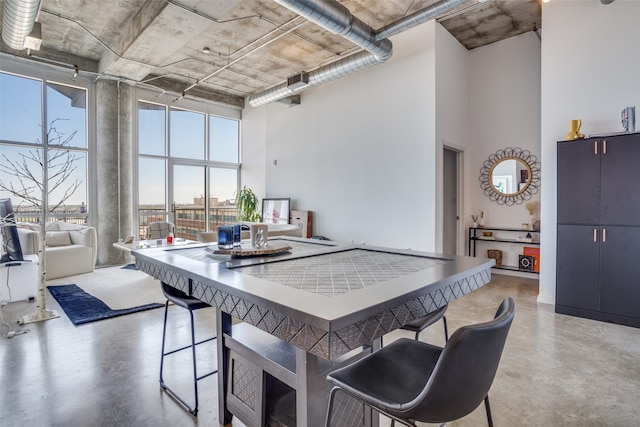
[556,133,640,328]
[556,225,599,311]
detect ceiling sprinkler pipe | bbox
[1,0,41,50]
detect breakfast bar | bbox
[133,238,494,427]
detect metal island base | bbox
[133,238,494,427]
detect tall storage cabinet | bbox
[556,133,640,328]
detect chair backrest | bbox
[148,221,174,239]
[407,297,515,423]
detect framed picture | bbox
[492,175,512,194]
[261,198,290,224]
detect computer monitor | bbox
[0,198,25,263]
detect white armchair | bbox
[147,221,175,240]
[18,223,97,280]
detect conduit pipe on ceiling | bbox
[249,0,473,107]
[1,0,41,50]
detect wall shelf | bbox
[468,227,539,274]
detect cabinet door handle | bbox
[602,228,606,242]
[594,141,598,154]
[593,228,597,242]
[603,140,607,154]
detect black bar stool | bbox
[159,282,217,416]
[325,298,515,427]
[400,304,449,342]
[381,304,449,347]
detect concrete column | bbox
[95,79,134,265]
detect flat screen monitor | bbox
[261,198,290,224]
[0,198,24,263]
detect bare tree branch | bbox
[0,119,82,216]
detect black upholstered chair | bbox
[325,297,515,427]
[159,282,217,416]
[381,304,449,347]
[400,304,449,343]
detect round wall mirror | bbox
[480,147,540,205]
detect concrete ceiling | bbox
[0,0,540,109]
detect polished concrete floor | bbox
[1,273,639,427]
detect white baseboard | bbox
[537,293,555,305]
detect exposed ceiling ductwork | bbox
[0,0,540,109]
[1,0,41,50]
[249,0,473,107]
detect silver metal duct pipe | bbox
[250,50,384,106]
[274,0,392,61]
[249,0,391,107]
[249,0,471,107]
[1,0,41,50]
[375,0,473,41]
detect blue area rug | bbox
[48,284,163,326]
[121,263,139,270]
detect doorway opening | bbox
[443,146,463,255]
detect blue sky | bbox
[0,73,87,208]
[1,73,239,210]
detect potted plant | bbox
[235,186,261,222]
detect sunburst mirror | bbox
[479,147,540,205]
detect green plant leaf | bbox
[235,186,260,222]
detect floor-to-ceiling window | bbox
[136,92,240,240]
[0,70,89,226]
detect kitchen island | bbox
[133,237,494,427]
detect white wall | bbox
[243,1,639,303]
[240,105,267,200]
[244,22,446,251]
[467,32,542,275]
[434,23,471,253]
[539,0,640,304]
[243,22,540,258]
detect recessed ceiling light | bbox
[202,47,211,54]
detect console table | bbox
[468,227,540,274]
[133,237,494,427]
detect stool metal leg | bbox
[159,300,170,387]
[484,395,494,427]
[325,387,338,427]
[159,302,217,416]
[443,316,449,341]
[189,309,199,415]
